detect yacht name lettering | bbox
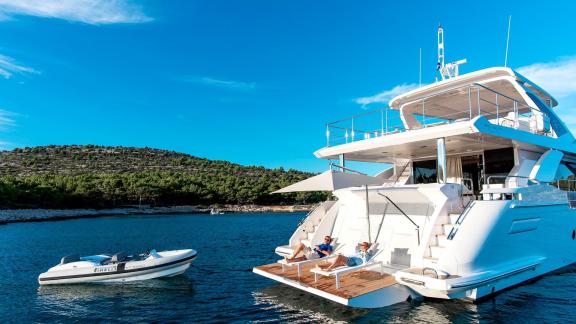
[94,265,117,273]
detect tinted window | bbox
[413,159,437,184]
[484,148,514,175]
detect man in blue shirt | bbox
[285,236,333,263]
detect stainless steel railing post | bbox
[477,88,481,116]
[468,86,472,120]
[422,99,426,127]
[351,118,355,142]
[514,101,518,128]
[495,93,499,124]
[385,107,388,135]
[380,108,384,136]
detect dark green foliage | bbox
[0,145,326,208]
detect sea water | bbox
[0,213,575,323]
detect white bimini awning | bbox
[272,170,383,193]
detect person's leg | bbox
[291,243,305,257]
[325,255,347,271]
[286,243,307,262]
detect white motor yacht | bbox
[254,26,576,308]
[39,249,197,285]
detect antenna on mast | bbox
[437,25,445,72]
[436,25,467,81]
[504,15,512,67]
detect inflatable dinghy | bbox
[39,249,197,285]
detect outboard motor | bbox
[111,252,128,263]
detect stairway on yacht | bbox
[275,201,337,257]
[424,213,460,264]
[394,162,412,185]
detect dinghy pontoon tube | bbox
[38,249,197,285]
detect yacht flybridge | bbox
[253,27,576,308]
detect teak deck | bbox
[254,262,397,299]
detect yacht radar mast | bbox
[437,25,467,80]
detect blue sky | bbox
[0,0,575,173]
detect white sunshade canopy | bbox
[272,170,384,193]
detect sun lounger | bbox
[277,254,337,277]
[276,240,341,277]
[309,245,384,289]
[309,260,384,289]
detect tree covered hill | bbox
[0,145,326,209]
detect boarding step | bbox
[435,235,449,247]
[449,213,461,224]
[395,163,412,184]
[437,213,459,223]
[432,224,445,235]
[433,223,454,235]
[423,256,438,263]
[443,224,455,235]
[303,223,319,232]
[430,246,445,259]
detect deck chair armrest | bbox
[310,261,384,289]
[310,261,383,277]
[297,254,337,265]
[336,261,383,276]
[309,267,331,276]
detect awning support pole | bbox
[437,138,447,184]
[365,185,372,243]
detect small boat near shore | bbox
[38,249,197,285]
[210,208,224,215]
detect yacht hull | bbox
[397,199,576,301]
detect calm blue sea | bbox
[1,212,575,323]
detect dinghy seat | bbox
[60,254,80,265]
[111,252,128,263]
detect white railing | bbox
[325,83,554,147]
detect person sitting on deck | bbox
[321,241,373,271]
[285,236,333,263]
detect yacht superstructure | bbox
[253,28,576,308]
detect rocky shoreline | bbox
[0,204,313,225]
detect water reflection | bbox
[253,284,370,323]
[389,299,480,323]
[253,284,485,323]
[35,276,196,320]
